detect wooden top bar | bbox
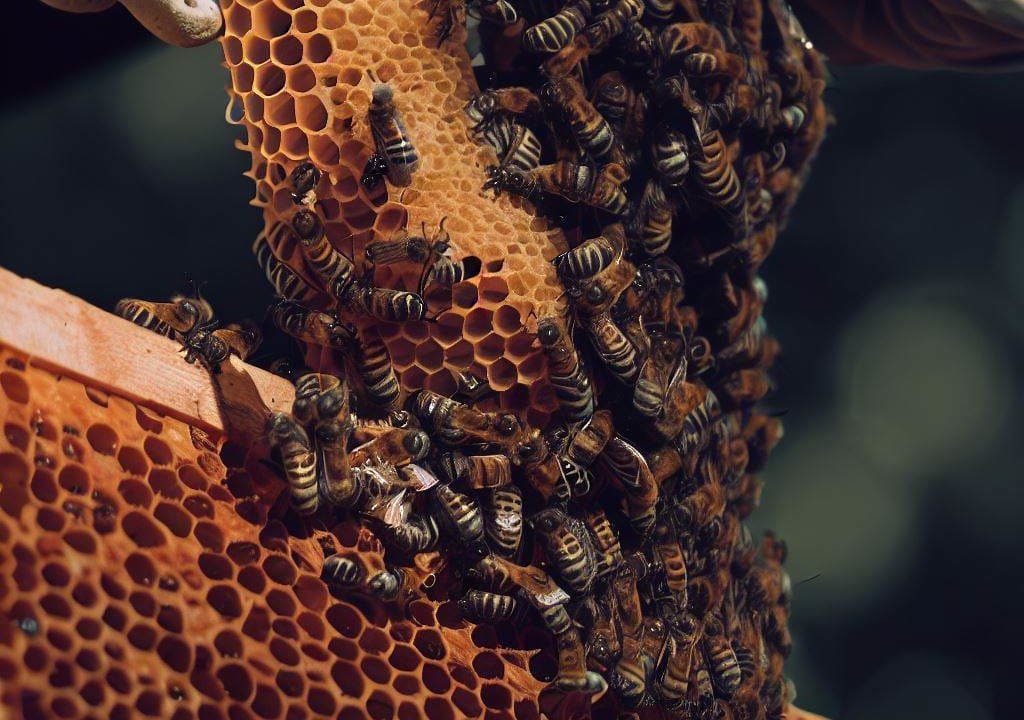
[0,265,294,443]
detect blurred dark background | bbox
[3,4,1023,719]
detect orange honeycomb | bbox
[222,0,566,424]
[0,343,550,720]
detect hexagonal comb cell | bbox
[0,346,547,719]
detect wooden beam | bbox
[0,265,294,444]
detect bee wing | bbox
[403,463,440,492]
[381,490,410,526]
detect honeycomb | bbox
[26,1,829,718]
[0,343,549,720]
[222,0,567,424]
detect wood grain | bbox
[0,265,294,444]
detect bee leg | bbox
[321,553,366,588]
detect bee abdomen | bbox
[523,3,591,54]
[115,300,175,338]
[459,590,518,622]
[652,128,691,188]
[253,232,315,302]
[433,484,485,543]
[266,413,320,516]
[583,312,639,385]
[556,233,618,281]
[353,332,401,408]
[321,555,365,587]
[705,637,742,695]
[483,486,524,558]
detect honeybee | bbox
[411,389,521,447]
[704,615,742,695]
[655,616,704,711]
[349,268,428,322]
[543,0,644,77]
[482,486,524,559]
[481,116,543,172]
[777,103,807,133]
[651,126,691,188]
[555,225,626,281]
[116,294,258,371]
[553,626,608,693]
[609,637,653,708]
[616,18,658,72]
[115,294,204,339]
[585,508,623,578]
[631,178,674,257]
[366,219,477,294]
[563,409,615,468]
[183,319,261,370]
[595,436,658,536]
[322,554,365,587]
[465,87,543,129]
[466,554,602,695]
[432,483,487,557]
[717,316,772,371]
[433,0,519,46]
[379,512,440,554]
[351,329,402,410]
[270,300,355,349]
[564,227,636,315]
[657,21,727,65]
[536,315,595,423]
[651,523,689,616]
[459,589,519,622]
[523,1,592,54]
[717,368,772,410]
[532,507,600,595]
[484,161,631,216]
[252,231,317,302]
[644,0,675,22]
[684,48,746,82]
[267,375,430,516]
[686,111,749,235]
[289,161,321,205]
[539,76,623,165]
[292,210,358,304]
[367,567,407,601]
[578,311,639,385]
[266,412,320,515]
[593,71,643,136]
[634,330,684,418]
[368,83,419,187]
[440,452,512,489]
[580,591,622,668]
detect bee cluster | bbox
[112,1,826,717]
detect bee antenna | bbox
[438,216,449,234]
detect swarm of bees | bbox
[116,1,825,717]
